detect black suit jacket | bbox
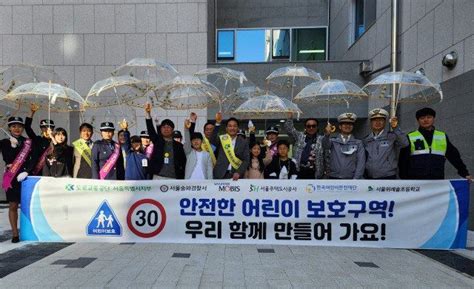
[146,118,186,179]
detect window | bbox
[216,27,327,62]
[272,29,290,59]
[235,30,270,63]
[292,28,327,61]
[217,30,234,60]
[354,0,376,40]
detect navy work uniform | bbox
[91,122,125,180]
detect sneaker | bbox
[11,236,20,243]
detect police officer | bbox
[323,113,365,179]
[399,107,471,182]
[91,122,125,180]
[173,130,183,143]
[364,108,409,179]
[1,117,35,242]
[25,103,54,176]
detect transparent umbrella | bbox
[154,75,221,110]
[0,64,67,95]
[362,71,443,116]
[1,82,86,113]
[220,85,266,113]
[233,92,302,120]
[194,67,248,111]
[112,58,179,89]
[86,76,146,107]
[266,65,322,101]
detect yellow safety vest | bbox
[408,130,447,156]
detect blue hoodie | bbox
[123,131,150,180]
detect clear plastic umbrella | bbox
[233,92,302,120]
[266,65,322,101]
[194,67,248,110]
[86,75,146,108]
[0,64,67,95]
[362,71,443,116]
[1,82,86,113]
[220,85,266,113]
[112,58,179,89]
[154,75,221,110]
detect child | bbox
[124,133,150,180]
[43,127,74,177]
[183,119,213,179]
[264,140,298,179]
[245,142,272,179]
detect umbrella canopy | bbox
[220,85,266,113]
[194,67,249,111]
[154,75,221,110]
[1,82,85,112]
[112,58,179,88]
[86,75,146,108]
[0,64,67,95]
[363,71,443,104]
[265,65,322,100]
[294,79,367,106]
[233,92,302,120]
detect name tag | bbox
[164,158,169,164]
[142,158,148,167]
[380,141,389,147]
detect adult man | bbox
[363,108,409,179]
[211,115,249,180]
[285,113,324,179]
[399,107,471,182]
[91,122,125,180]
[323,113,365,179]
[173,130,183,143]
[145,104,186,179]
[72,123,94,178]
[188,112,217,166]
[25,104,54,176]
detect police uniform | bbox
[363,108,409,179]
[399,108,470,179]
[91,122,125,180]
[140,131,150,138]
[322,113,365,179]
[25,117,54,176]
[0,117,34,203]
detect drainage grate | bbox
[172,253,191,258]
[119,242,135,245]
[354,262,379,268]
[257,249,275,253]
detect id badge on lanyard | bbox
[164,152,170,164]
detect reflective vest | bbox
[408,130,447,156]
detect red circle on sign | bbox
[127,199,167,238]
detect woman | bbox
[43,127,74,177]
[1,117,34,243]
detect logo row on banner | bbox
[20,177,469,250]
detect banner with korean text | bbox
[20,177,469,249]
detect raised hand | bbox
[390,116,399,129]
[190,112,197,123]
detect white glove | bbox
[10,137,18,148]
[17,172,28,182]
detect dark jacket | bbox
[25,117,52,176]
[264,156,298,179]
[146,118,186,179]
[91,139,125,180]
[399,128,470,179]
[210,124,250,179]
[122,131,150,180]
[43,144,74,177]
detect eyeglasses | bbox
[305,124,317,128]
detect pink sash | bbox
[99,143,121,180]
[145,143,154,159]
[32,144,53,175]
[2,139,32,191]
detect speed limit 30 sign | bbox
[127,199,167,238]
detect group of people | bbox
[1,103,471,243]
